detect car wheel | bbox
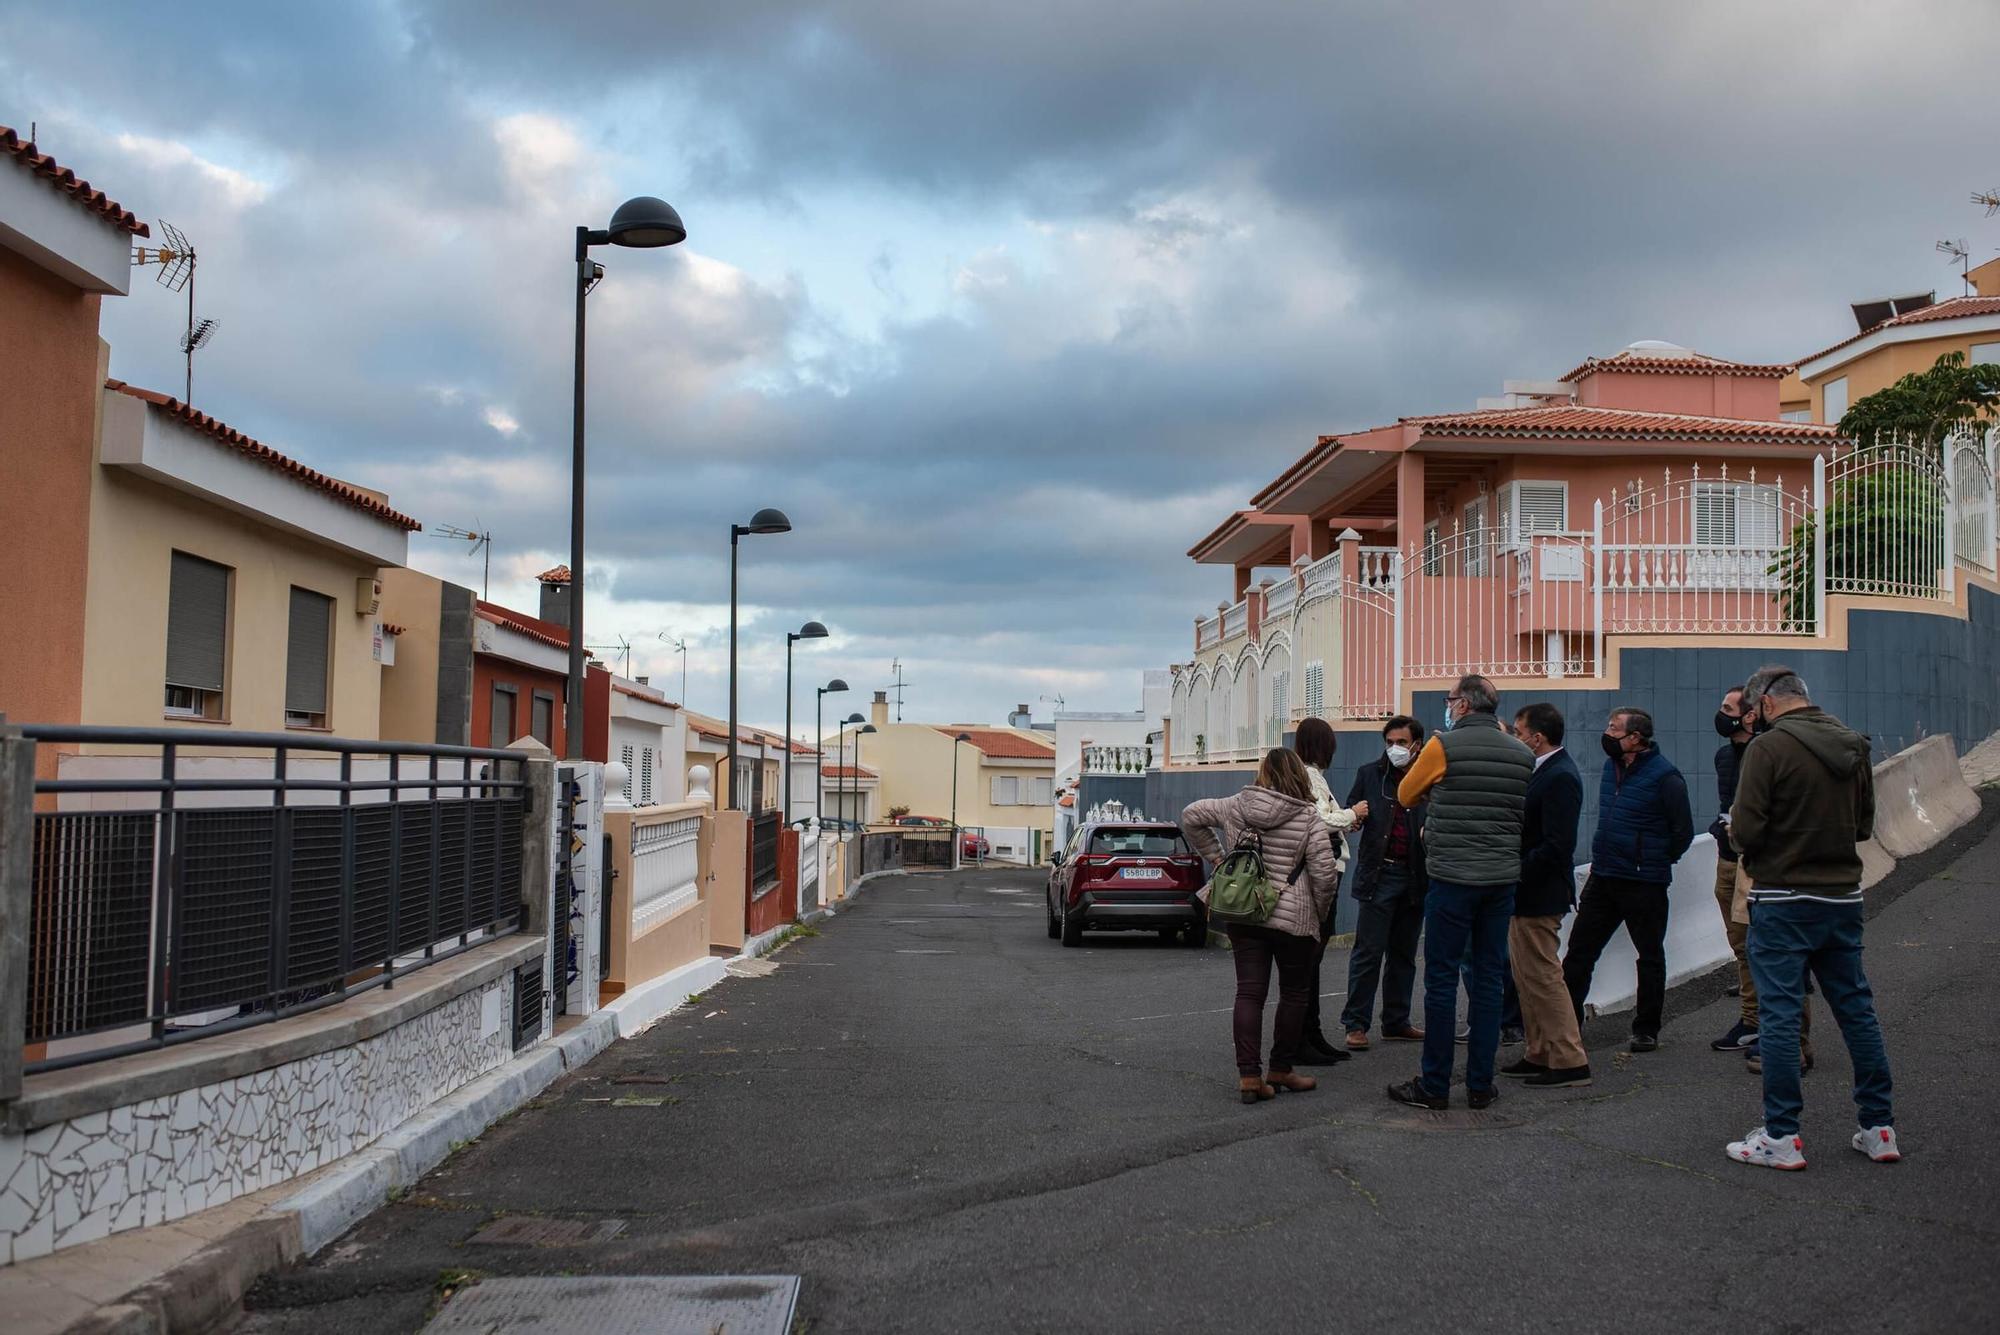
[1046,889,1062,939]
[1060,901,1085,948]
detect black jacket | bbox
[1711,738,1748,863]
[1516,748,1583,918]
[1346,757,1428,901]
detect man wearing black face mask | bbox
[1709,686,1760,1051]
[1561,707,1694,1052]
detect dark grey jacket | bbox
[1410,714,1534,887]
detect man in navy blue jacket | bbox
[1502,703,1591,1086]
[1561,707,1694,1052]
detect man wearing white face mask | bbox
[1338,716,1430,1049]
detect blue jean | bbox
[1423,878,1515,1096]
[1746,897,1893,1138]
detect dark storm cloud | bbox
[6,0,1996,728]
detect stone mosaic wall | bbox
[0,971,514,1264]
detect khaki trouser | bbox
[1714,858,1757,1027]
[1509,914,1588,1071]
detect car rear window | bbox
[1088,828,1190,856]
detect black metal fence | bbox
[902,829,953,868]
[749,807,782,891]
[19,725,533,1073]
[861,830,905,874]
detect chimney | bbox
[871,689,890,728]
[536,565,572,629]
[1008,702,1031,728]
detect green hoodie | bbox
[1730,706,1875,895]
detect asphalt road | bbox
[242,820,2000,1333]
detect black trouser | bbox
[1335,866,1424,1035]
[1228,924,1317,1075]
[1562,873,1670,1038]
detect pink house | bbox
[1169,340,1994,764]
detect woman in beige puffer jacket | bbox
[1181,749,1344,1103]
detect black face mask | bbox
[1750,712,1773,735]
[1714,710,1741,739]
[1600,733,1626,760]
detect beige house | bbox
[826,692,1057,863]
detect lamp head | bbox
[956,732,971,742]
[606,196,686,248]
[844,712,866,725]
[795,620,829,640]
[860,724,878,734]
[739,507,792,536]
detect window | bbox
[1303,661,1325,716]
[1693,482,1782,547]
[165,551,230,719]
[490,684,517,747]
[1028,777,1054,805]
[1463,497,1491,575]
[1972,342,2000,367]
[1779,409,1812,424]
[1088,828,1192,856]
[991,775,1022,805]
[1500,481,1567,548]
[1822,376,1849,425]
[640,746,655,805]
[283,587,333,729]
[530,692,555,747]
[1421,522,1442,576]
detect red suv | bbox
[1046,822,1206,948]
[898,815,989,861]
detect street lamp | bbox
[727,507,793,807]
[815,677,849,831]
[837,711,865,841]
[566,196,686,758]
[783,620,829,827]
[852,722,878,839]
[949,731,972,870]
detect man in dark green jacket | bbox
[1724,666,1898,1172]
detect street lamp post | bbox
[566,196,686,759]
[815,678,849,831]
[837,712,866,841]
[784,621,829,827]
[727,509,793,807]
[853,722,877,839]
[949,731,971,870]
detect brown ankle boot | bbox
[1238,1075,1276,1104]
[1267,1069,1317,1093]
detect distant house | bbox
[681,709,787,813]
[1,129,416,746]
[1780,258,2000,425]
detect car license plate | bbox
[1118,867,1165,880]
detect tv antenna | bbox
[657,633,689,705]
[431,524,493,599]
[132,221,213,402]
[1974,188,2000,217]
[1939,238,1971,295]
[1039,693,1067,714]
[889,658,910,721]
[587,636,633,680]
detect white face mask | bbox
[1386,744,1413,768]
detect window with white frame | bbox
[1499,481,1567,548]
[1693,482,1782,548]
[1822,376,1849,425]
[640,747,655,805]
[992,775,1022,805]
[1972,342,2000,367]
[165,551,230,719]
[1780,409,1812,424]
[1463,496,1491,575]
[1303,661,1325,716]
[621,744,635,801]
[1028,776,1053,805]
[1421,522,1442,576]
[283,586,333,729]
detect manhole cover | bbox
[468,1217,627,1246]
[1375,1107,1524,1131]
[424,1275,800,1333]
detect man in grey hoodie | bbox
[1723,666,1899,1171]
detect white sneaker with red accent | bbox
[1726,1126,1807,1170]
[1852,1125,1902,1162]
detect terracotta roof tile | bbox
[380,622,408,637]
[105,380,422,530]
[537,564,572,584]
[1,126,148,236]
[1558,350,1793,383]
[476,600,570,652]
[1798,295,2000,367]
[1398,404,1839,444]
[821,764,877,779]
[938,727,1057,759]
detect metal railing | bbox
[18,725,531,1074]
[749,807,782,892]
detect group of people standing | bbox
[1179,667,1901,1169]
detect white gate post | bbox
[1988,427,1999,575]
[1390,552,1406,711]
[1813,454,1828,638]
[1590,499,1605,677]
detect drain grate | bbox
[1376,1107,1524,1131]
[424,1275,800,1333]
[468,1216,627,1247]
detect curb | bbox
[600,955,732,1040]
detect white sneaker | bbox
[1852,1125,1902,1163]
[1726,1126,1807,1170]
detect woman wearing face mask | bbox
[1290,718,1367,1064]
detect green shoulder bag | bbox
[1206,835,1305,926]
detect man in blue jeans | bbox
[1385,674,1533,1111]
[1725,665,1900,1170]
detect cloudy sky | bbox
[8,2,1996,736]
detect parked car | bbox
[1046,822,1206,948]
[898,815,989,862]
